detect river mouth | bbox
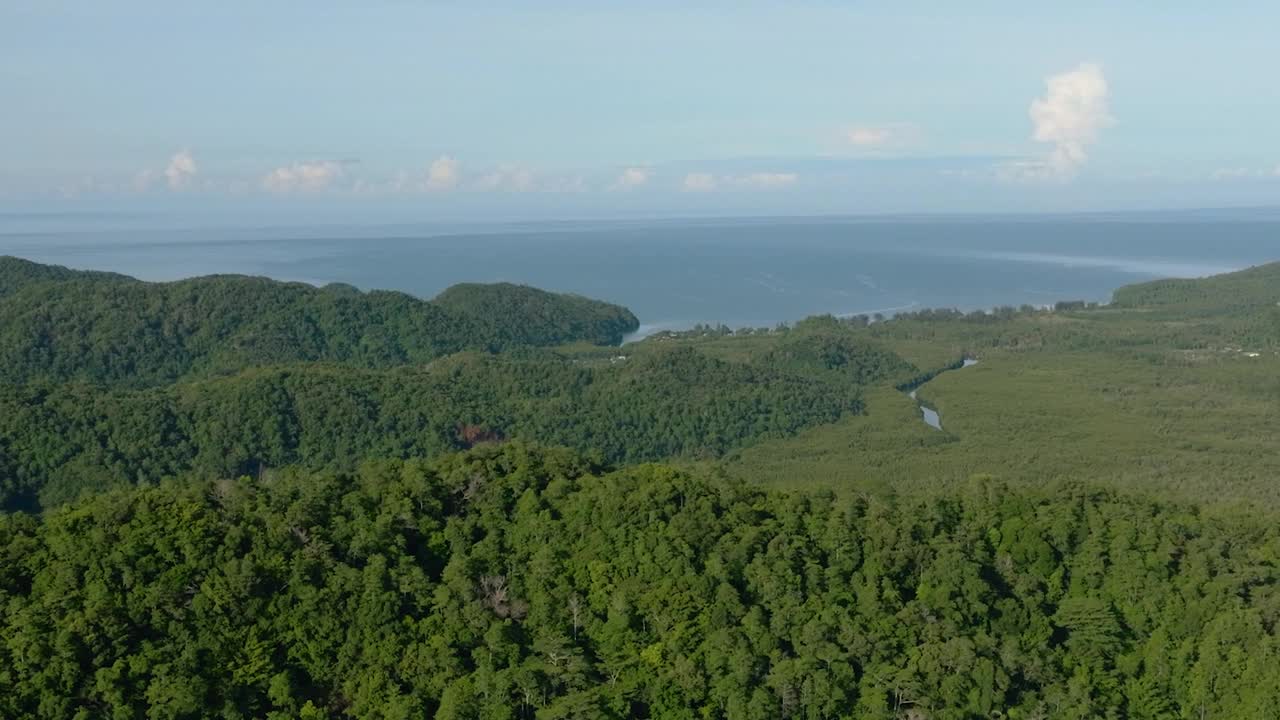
[907,357,977,430]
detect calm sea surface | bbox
[2,213,1276,333]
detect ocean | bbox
[2,212,1277,334]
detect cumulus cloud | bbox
[355,162,452,196]
[129,150,197,193]
[261,160,344,193]
[1026,62,1113,177]
[612,167,652,190]
[164,150,198,190]
[425,155,460,191]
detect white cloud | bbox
[474,164,536,192]
[1026,62,1113,178]
[612,166,652,190]
[425,155,460,191]
[261,160,344,193]
[164,150,198,190]
[128,150,197,193]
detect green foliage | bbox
[1112,260,1280,313]
[0,346,867,510]
[0,255,130,298]
[2,444,1278,718]
[757,316,915,385]
[0,258,639,387]
[434,282,639,346]
[720,261,1280,505]
[3,256,1280,717]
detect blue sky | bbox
[3,1,1279,220]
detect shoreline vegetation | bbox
[1,254,1279,717]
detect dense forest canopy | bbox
[434,282,640,347]
[1111,261,1280,313]
[1,256,1279,718]
[0,345,880,511]
[0,257,639,387]
[2,443,1278,719]
[0,255,132,298]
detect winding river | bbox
[905,358,978,430]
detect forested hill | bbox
[0,255,130,298]
[0,257,639,387]
[0,258,916,513]
[0,346,870,511]
[1111,260,1280,313]
[3,256,1280,717]
[2,442,1277,718]
[435,282,640,346]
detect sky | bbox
[3,1,1279,221]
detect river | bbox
[908,357,978,430]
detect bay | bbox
[2,212,1275,332]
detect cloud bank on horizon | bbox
[106,59,1117,200]
[261,161,345,194]
[4,1,1277,214]
[17,62,1135,202]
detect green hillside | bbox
[2,443,1277,719]
[0,346,872,511]
[434,281,639,346]
[0,255,131,299]
[0,258,639,387]
[2,257,1280,718]
[1111,260,1280,311]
